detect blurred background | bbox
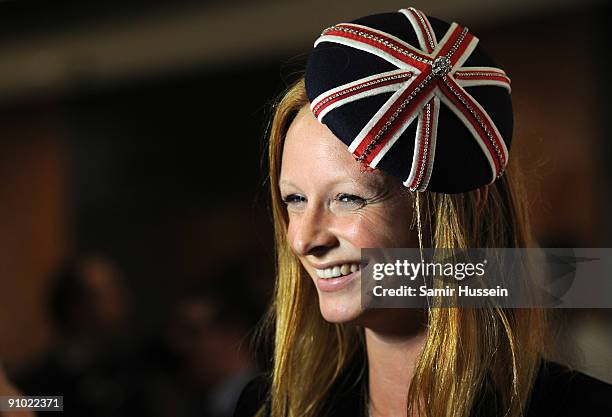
[0,0,611,415]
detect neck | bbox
[362,309,426,417]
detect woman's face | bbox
[279,105,417,324]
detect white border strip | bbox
[416,96,440,191]
[436,88,497,182]
[455,78,511,92]
[369,89,435,168]
[310,69,416,120]
[398,8,431,52]
[315,35,411,69]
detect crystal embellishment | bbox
[432,56,452,76]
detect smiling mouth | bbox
[315,263,360,279]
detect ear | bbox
[473,185,489,212]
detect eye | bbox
[336,193,367,208]
[281,194,306,206]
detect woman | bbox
[234,7,612,417]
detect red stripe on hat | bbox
[408,99,435,190]
[439,77,506,175]
[417,10,436,46]
[312,71,414,118]
[436,25,474,68]
[408,8,434,53]
[353,72,436,163]
[453,71,511,87]
[325,24,431,70]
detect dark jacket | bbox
[233,360,612,417]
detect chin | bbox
[316,290,364,323]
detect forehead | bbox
[281,105,384,188]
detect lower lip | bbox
[316,269,360,292]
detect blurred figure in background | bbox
[13,255,138,416]
[167,264,260,417]
[124,260,262,417]
[11,254,263,417]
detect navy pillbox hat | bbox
[305,7,513,194]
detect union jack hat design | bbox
[305,8,513,193]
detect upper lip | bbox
[309,260,361,270]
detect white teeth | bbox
[315,263,360,279]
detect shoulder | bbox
[233,373,270,417]
[526,361,612,417]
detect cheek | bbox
[336,212,413,248]
[285,213,301,243]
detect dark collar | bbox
[234,359,612,417]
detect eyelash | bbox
[281,194,306,205]
[336,193,366,206]
[281,193,367,207]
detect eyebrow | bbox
[279,174,385,190]
[279,179,297,188]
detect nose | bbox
[288,204,338,257]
